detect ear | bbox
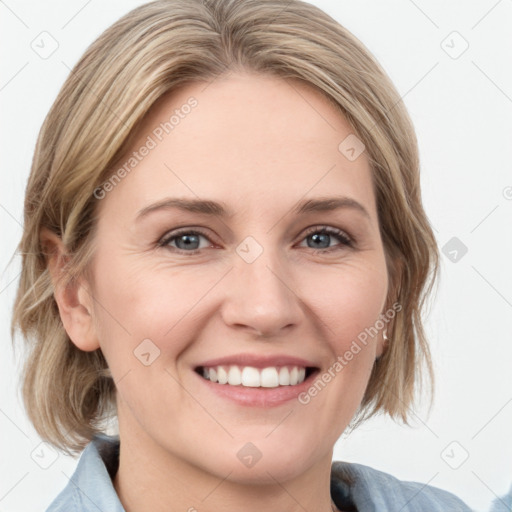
[40,227,100,352]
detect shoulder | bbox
[331,461,472,512]
[489,483,512,512]
[45,435,124,512]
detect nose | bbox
[220,247,303,338]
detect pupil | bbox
[177,234,199,250]
[309,233,329,249]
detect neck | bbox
[113,413,338,512]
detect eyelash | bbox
[157,226,354,255]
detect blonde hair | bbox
[11,0,438,454]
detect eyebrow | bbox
[135,196,370,221]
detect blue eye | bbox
[158,226,353,255]
[159,229,211,253]
[299,227,353,251]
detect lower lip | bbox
[194,369,319,407]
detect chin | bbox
[191,431,324,485]
[209,456,314,486]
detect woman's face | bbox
[84,72,389,482]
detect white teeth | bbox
[278,367,290,385]
[241,367,260,387]
[289,366,298,385]
[200,365,308,387]
[217,366,228,384]
[260,367,279,388]
[228,366,242,386]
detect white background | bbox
[1,1,511,511]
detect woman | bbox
[11,0,472,510]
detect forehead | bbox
[98,72,376,220]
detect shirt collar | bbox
[50,434,471,512]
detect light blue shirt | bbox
[46,434,472,511]
[489,484,512,512]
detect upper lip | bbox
[195,353,319,369]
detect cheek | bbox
[301,259,388,345]
[88,261,211,423]
[299,258,388,396]
[279,264,388,454]
[89,251,225,368]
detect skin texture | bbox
[43,72,389,512]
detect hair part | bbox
[12,0,438,454]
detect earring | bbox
[375,329,388,364]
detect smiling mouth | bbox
[195,365,318,388]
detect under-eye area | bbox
[194,365,320,387]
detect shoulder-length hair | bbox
[12,0,438,454]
